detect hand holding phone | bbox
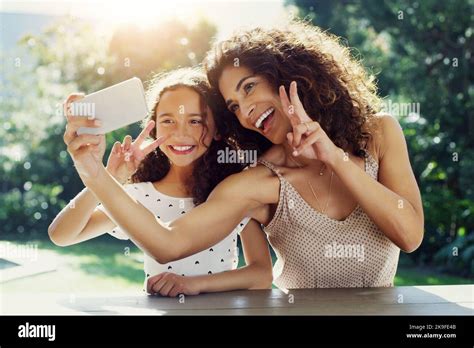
[70,77,149,135]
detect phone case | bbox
[73,77,149,135]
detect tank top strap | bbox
[257,158,285,180]
[364,152,379,180]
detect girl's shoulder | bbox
[123,181,157,198]
[124,181,150,192]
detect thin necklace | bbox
[289,156,334,215]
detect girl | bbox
[49,67,273,296]
[63,22,424,289]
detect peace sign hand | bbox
[106,120,168,184]
[279,81,340,165]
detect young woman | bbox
[64,22,424,289]
[48,68,273,296]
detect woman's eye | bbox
[244,82,255,94]
[230,104,239,113]
[161,119,173,124]
[190,119,202,125]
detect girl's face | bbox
[218,65,292,144]
[155,87,216,167]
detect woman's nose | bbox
[242,104,256,120]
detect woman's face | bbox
[155,87,216,167]
[218,65,291,144]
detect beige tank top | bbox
[258,153,400,289]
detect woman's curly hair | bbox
[204,20,383,158]
[130,67,245,205]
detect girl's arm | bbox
[48,187,114,246]
[147,219,273,296]
[196,218,274,291]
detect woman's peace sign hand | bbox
[279,81,341,165]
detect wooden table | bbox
[1,284,472,315]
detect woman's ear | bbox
[214,133,222,141]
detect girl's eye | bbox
[229,104,239,113]
[190,119,202,125]
[244,82,255,94]
[161,119,173,124]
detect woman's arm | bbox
[52,93,175,247]
[283,82,424,253]
[83,164,270,264]
[63,95,276,264]
[330,115,424,252]
[147,219,273,296]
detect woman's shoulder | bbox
[366,113,402,163]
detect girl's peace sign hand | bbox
[106,120,168,184]
[279,81,340,165]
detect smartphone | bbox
[72,77,149,135]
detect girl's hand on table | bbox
[146,272,201,297]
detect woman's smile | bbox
[218,66,291,144]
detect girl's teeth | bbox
[172,146,193,151]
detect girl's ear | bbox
[213,133,222,141]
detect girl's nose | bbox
[175,121,189,137]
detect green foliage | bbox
[290,0,474,276]
[1,16,216,240]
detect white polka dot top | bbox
[258,153,400,289]
[97,182,249,283]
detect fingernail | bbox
[293,150,298,156]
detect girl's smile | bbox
[155,86,216,166]
[167,144,197,155]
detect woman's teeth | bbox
[255,108,275,129]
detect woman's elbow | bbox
[400,228,424,253]
[152,248,181,264]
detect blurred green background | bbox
[1,0,473,292]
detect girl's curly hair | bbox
[204,20,383,158]
[130,67,245,205]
